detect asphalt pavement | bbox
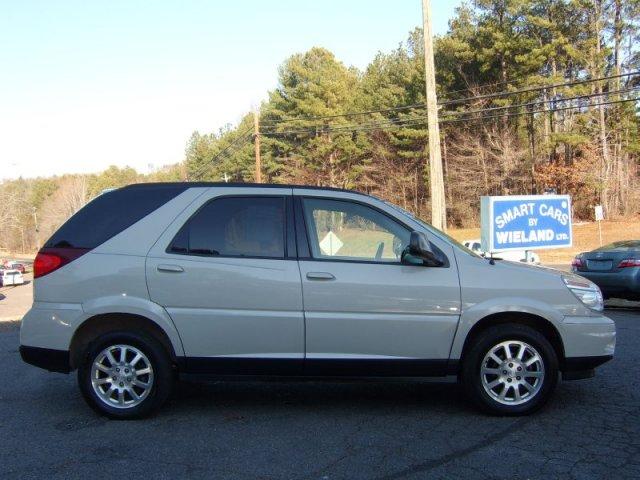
[0,273,33,320]
[0,309,638,480]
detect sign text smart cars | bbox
[481,195,572,252]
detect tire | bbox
[461,323,558,416]
[78,331,174,419]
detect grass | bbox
[447,220,640,265]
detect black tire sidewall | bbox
[462,324,559,416]
[78,331,173,420]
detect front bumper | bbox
[561,355,613,380]
[560,314,615,380]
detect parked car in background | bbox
[572,240,640,300]
[5,261,26,274]
[20,183,614,419]
[1,269,25,286]
[463,239,541,264]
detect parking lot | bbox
[0,304,637,479]
[0,272,33,321]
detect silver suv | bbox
[20,183,615,418]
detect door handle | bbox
[306,272,335,281]
[157,264,184,273]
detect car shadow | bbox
[169,378,471,415]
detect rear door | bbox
[294,190,461,376]
[146,187,304,374]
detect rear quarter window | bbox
[168,196,286,258]
[45,184,189,249]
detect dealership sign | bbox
[481,195,572,252]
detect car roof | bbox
[120,182,369,196]
[594,240,640,251]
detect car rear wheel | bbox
[78,331,173,419]
[461,323,558,415]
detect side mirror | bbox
[402,231,443,267]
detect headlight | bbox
[562,276,604,311]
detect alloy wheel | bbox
[480,340,545,406]
[90,344,154,409]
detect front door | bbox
[147,190,304,374]
[295,194,461,376]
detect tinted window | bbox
[302,198,410,262]
[170,196,285,258]
[45,184,189,249]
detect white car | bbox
[463,239,540,264]
[19,183,613,418]
[1,269,25,286]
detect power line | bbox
[441,85,640,118]
[260,102,425,126]
[440,70,639,106]
[188,74,640,177]
[440,95,640,124]
[262,95,639,136]
[262,86,638,136]
[263,116,410,135]
[259,71,639,126]
[192,134,252,178]
[189,128,253,179]
[186,95,639,179]
[437,69,606,99]
[263,87,639,136]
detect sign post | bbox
[594,205,604,246]
[481,195,572,254]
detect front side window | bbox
[302,198,410,263]
[169,196,285,258]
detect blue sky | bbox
[1,0,462,179]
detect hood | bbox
[491,258,598,287]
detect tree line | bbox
[1,0,638,253]
[184,0,640,225]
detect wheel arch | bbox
[69,313,178,370]
[458,312,565,369]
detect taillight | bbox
[617,258,640,268]
[571,257,583,268]
[33,248,90,278]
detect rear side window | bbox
[45,184,189,249]
[169,196,285,258]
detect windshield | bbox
[381,200,482,258]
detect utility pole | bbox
[254,109,262,183]
[421,0,446,230]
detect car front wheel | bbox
[78,331,173,419]
[461,324,558,415]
